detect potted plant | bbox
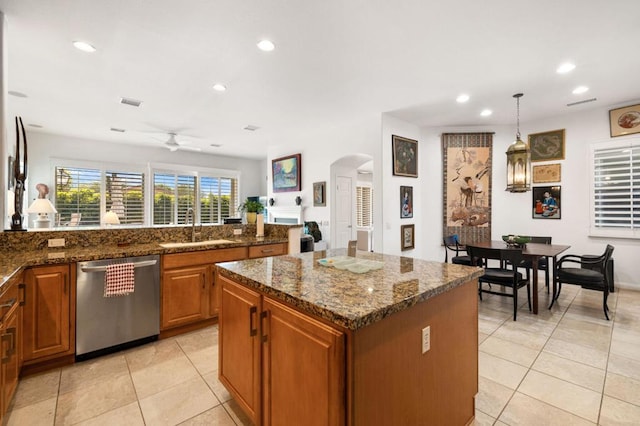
[239,199,264,224]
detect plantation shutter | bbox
[55,167,101,225]
[356,186,372,227]
[199,176,239,224]
[105,170,144,225]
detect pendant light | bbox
[505,93,531,192]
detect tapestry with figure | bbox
[442,132,493,244]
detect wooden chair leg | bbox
[513,283,518,321]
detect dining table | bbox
[467,240,571,314]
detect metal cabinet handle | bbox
[260,310,268,343]
[18,283,26,306]
[1,331,11,363]
[261,249,274,254]
[7,327,15,356]
[249,306,258,336]
[0,298,16,309]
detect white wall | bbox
[23,132,266,217]
[414,103,639,289]
[266,115,380,248]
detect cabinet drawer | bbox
[163,247,247,269]
[248,243,286,258]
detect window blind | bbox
[106,171,144,225]
[356,186,372,227]
[55,166,101,225]
[591,141,640,237]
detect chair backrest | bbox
[443,234,463,262]
[603,244,615,284]
[529,236,552,244]
[467,246,524,267]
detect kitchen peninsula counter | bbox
[216,249,483,425]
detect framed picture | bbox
[532,163,561,183]
[609,104,640,137]
[529,129,565,162]
[401,224,415,251]
[313,181,326,206]
[442,132,493,244]
[400,186,413,218]
[392,135,418,177]
[532,186,561,219]
[272,153,301,192]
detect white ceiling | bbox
[1,0,639,160]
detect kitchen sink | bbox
[159,239,236,248]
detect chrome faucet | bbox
[185,207,201,242]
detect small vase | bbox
[246,212,257,224]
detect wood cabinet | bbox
[0,274,22,423]
[23,264,72,362]
[161,247,247,331]
[218,274,345,426]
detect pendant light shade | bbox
[506,93,531,192]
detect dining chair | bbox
[519,236,552,292]
[551,244,615,320]
[468,245,531,321]
[443,234,472,266]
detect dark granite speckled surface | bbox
[217,249,484,331]
[0,224,294,289]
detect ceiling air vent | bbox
[244,125,260,131]
[210,143,222,148]
[567,98,597,107]
[110,127,126,133]
[119,97,143,107]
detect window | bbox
[590,138,640,238]
[356,185,372,227]
[55,166,144,226]
[153,172,238,225]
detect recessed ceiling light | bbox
[257,39,275,52]
[212,83,227,92]
[556,62,575,74]
[8,90,27,98]
[480,109,492,117]
[119,97,142,107]
[572,86,589,95]
[73,41,97,53]
[456,94,470,103]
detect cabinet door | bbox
[209,267,218,317]
[262,297,345,426]
[218,275,261,425]
[1,304,20,416]
[161,266,208,330]
[23,265,71,361]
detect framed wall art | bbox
[609,104,640,137]
[401,224,415,251]
[272,153,301,192]
[400,185,413,218]
[532,163,561,183]
[532,185,561,219]
[529,129,565,162]
[442,132,493,244]
[392,135,418,177]
[313,181,326,206]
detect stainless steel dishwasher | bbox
[76,254,160,361]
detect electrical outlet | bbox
[233,228,242,235]
[48,238,65,248]
[421,326,431,354]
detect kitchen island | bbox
[217,249,484,426]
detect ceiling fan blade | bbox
[178,145,202,152]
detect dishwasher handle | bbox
[80,259,157,273]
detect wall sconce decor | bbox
[506,93,531,192]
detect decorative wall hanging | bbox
[442,132,493,245]
[401,224,415,251]
[532,163,561,183]
[529,129,565,162]
[609,104,640,137]
[272,153,301,192]
[313,181,326,206]
[11,116,28,231]
[400,186,413,218]
[392,135,418,177]
[532,186,561,219]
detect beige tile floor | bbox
[6,284,640,425]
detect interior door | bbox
[335,176,352,249]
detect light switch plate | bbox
[233,228,242,235]
[48,238,65,248]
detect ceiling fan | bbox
[160,132,202,152]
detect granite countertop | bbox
[217,249,484,331]
[0,236,287,289]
